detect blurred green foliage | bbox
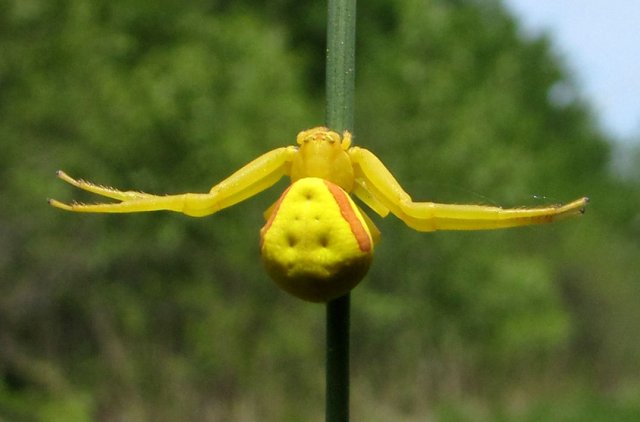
[1,0,639,420]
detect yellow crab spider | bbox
[50,127,588,302]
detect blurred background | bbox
[1,0,639,420]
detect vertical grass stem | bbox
[325,0,356,421]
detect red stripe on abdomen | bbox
[324,180,372,252]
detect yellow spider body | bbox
[50,127,588,302]
[260,178,373,302]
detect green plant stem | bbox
[326,295,350,422]
[325,0,356,421]
[326,0,356,132]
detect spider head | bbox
[291,127,355,191]
[296,126,351,150]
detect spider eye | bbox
[325,132,341,144]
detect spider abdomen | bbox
[260,177,373,302]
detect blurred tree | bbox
[1,0,639,420]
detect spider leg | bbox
[205,146,298,211]
[48,192,222,216]
[349,146,588,232]
[55,170,154,201]
[351,179,390,217]
[51,146,298,217]
[50,170,227,216]
[397,197,588,231]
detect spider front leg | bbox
[348,147,588,231]
[50,146,298,217]
[49,171,223,216]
